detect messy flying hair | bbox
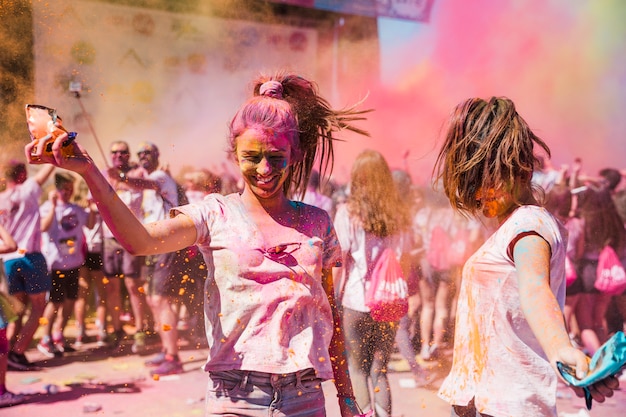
[433,96,550,216]
[229,71,370,198]
[347,149,411,237]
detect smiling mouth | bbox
[254,175,279,186]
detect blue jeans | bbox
[205,368,326,417]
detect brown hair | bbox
[433,97,550,217]
[346,149,411,237]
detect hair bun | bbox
[259,80,283,99]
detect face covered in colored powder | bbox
[235,128,293,200]
[475,186,516,221]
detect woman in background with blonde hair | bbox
[334,149,414,417]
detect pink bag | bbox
[595,245,626,295]
[565,256,577,287]
[365,248,408,322]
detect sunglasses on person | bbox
[111,149,130,155]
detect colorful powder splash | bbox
[368,0,626,185]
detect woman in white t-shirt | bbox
[432,97,619,417]
[26,71,370,417]
[334,149,413,417]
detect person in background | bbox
[73,192,109,348]
[27,70,369,417]
[433,96,618,417]
[0,223,25,407]
[531,153,560,194]
[390,169,430,387]
[183,169,222,204]
[101,141,148,347]
[417,192,456,362]
[568,165,626,355]
[37,172,94,357]
[543,183,585,345]
[334,149,413,417]
[124,141,198,375]
[0,161,55,371]
[298,169,335,218]
[180,169,218,344]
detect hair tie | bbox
[259,80,283,99]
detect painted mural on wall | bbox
[32,0,318,170]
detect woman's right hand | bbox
[25,131,96,176]
[553,345,620,403]
[48,189,58,206]
[338,397,369,417]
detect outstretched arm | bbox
[515,234,618,402]
[25,132,197,255]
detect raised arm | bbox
[25,132,197,256]
[40,190,58,232]
[33,163,55,186]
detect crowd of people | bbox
[0,71,623,415]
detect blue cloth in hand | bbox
[557,331,626,410]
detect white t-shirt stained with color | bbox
[438,206,567,417]
[175,193,342,380]
[0,178,43,261]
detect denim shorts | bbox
[4,252,50,295]
[205,368,326,417]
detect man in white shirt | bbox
[0,160,54,370]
